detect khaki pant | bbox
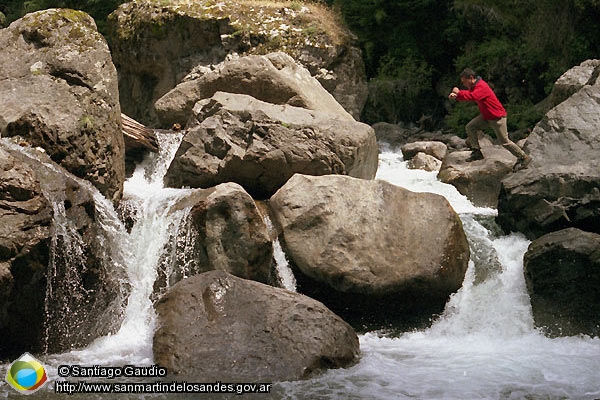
[466,115,527,160]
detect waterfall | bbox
[261,212,297,292]
[49,131,199,366]
[0,132,199,369]
[272,238,297,292]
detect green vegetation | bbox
[3,0,599,134]
[79,114,95,131]
[1,0,125,33]
[327,0,600,133]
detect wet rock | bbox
[0,9,125,202]
[161,183,273,288]
[269,174,470,328]
[524,228,600,337]
[0,146,52,357]
[0,143,126,357]
[155,52,354,128]
[153,270,359,381]
[164,92,378,198]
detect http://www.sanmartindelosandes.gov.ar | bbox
[5,352,49,395]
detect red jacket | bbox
[456,78,506,120]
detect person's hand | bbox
[448,92,457,100]
[452,87,460,94]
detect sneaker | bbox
[513,155,532,171]
[466,149,484,162]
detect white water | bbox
[272,238,297,292]
[10,131,196,375]
[278,150,600,399]
[263,214,297,292]
[3,142,600,399]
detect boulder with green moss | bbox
[106,0,367,124]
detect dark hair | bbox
[460,68,477,78]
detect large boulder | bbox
[164,92,378,198]
[106,0,367,124]
[269,174,470,327]
[0,9,125,202]
[0,142,126,357]
[160,183,273,288]
[153,270,359,381]
[497,75,600,239]
[154,52,353,127]
[523,228,600,337]
[438,136,516,208]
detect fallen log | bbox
[121,113,158,152]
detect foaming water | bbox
[45,131,195,368]
[377,151,497,216]
[278,149,600,399]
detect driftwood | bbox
[121,113,158,152]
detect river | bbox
[1,139,599,399]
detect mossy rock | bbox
[107,0,366,124]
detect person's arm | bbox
[456,83,488,102]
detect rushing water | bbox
[278,151,600,400]
[46,131,198,367]
[2,142,599,399]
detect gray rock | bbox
[523,228,600,337]
[153,270,359,381]
[0,9,125,202]
[269,174,469,327]
[407,152,442,172]
[498,80,600,239]
[373,122,466,153]
[0,146,52,357]
[438,136,516,208]
[164,92,378,198]
[548,59,600,108]
[401,141,447,161]
[314,46,368,120]
[372,122,413,150]
[155,52,354,128]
